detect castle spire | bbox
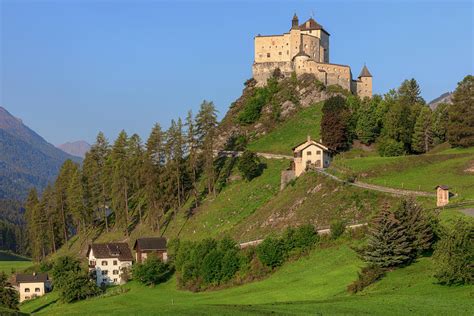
[358,64,372,78]
[291,13,299,29]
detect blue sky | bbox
[1,0,473,145]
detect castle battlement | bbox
[252,14,372,98]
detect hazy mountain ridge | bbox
[58,140,91,158]
[0,106,80,201]
[428,92,453,110]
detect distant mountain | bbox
[428,92,453,110]
[0,106,80,201]
[58,140,91,158]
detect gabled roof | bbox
[292,138,330,153]
[133,237,167,251]
[435,185,449,190]
[298,18,330,35]
[87,242,133,261]
[292,50,311,60]
[15,273,48,284]
[358,65,372,78]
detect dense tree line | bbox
[321,75,473,155]
[25,101,218,261]
[0,200,27,254]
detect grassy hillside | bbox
[247,102,322,155]
[20,243,473,315]
[332,146,474,200]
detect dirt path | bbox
[459,208,474,217]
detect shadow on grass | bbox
[29,298,59,314]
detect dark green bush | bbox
[221,250,241,282]
[433,219,473,285]
[330,219,346,240]
[57,271,102,303]
[51,256,83,290]
[377,138,405,157]
[237,150,264,181]
[256,237,285,268]
[132,256,173,286]
[347,266,385,294]
[201,249,224,284]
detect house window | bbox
[267,53,270,58]
[35,288,40,292]
[113,260,117,265]
[25,296,30,300]
[113,278,118,282]
[113,270,119,275]
[25,288,30,293]
[317,150,321,155]
[102,270,108,276]
[307,151,312,156]
[101,261,108,266]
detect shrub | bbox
[256,237,285,268]
[377,137,405,157]
[221,250,241,282]
[57,271,102,303]
[237,150,264,181]
[330,219,346,240]
[294,224,319,249]
[132,256,173,286]
[433,219,473,285]
[201,250,224,284]
[0,272,19,310]
[238,87,271,124]
[347,266,385,294]
[51,256,83,290]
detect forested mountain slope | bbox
[0,106,79,200]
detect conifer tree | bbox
[24,188,39,257]
[356,97,380,144]
[128,133,146,225]
[54,160,77,243]
[67,167,86,233]
[186,110,200,206]
[432,103,449,145]
[110,130,130,234]
[363,206,412,268]
[40,184,60,254]
[447,75,474,147]
[196,100,218,196]
[411,106,433,153]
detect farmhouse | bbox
[87,242,133,286]
[14,273,51,302]
[134,237,168,263]
[292,136,332,176]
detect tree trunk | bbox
[60,195,68,242]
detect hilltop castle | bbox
[253,14,372,98]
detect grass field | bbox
[0,251,32,274]
[247,103,322,155]
[332,146,474,200]
[20,243,473,315]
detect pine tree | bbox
[363,206,412,268]
[411,106,433,153]
[54,160,77,243]
[186,110,200,207]
[196,100,218,196]
[393,198,433,259]
[144,124,166,231]
[432,103,449,145]
[24,188,39,258]
[398,78,424,105]
[128,133,146,225]
[110,130,130,234]
[356,97,380,144]
[67,167,86,233]
[0,272,19,310]
[447,75,474,147]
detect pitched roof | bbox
[435,185,449,190]
[15,273,48,284]
[298,18,330,35]
[358,65,372,78]
[133,237,167,251]
[292,138,330,152]
[87,242,133,261]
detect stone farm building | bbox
[133,237,168,263]
[14,273,51,302]
[87,242,133,286]
[253,14,372,98]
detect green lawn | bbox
[0,251,32,274]
[21,244,473,315]
[332,147,474,200]
[247,103,322,155]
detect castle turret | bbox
[291,14,299,29]
[356,64,373,99]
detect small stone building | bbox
[14,273,50,302]
[87,242,133,286]
[435,185,450,207]
[133,237,168,263]
[292,136,332,176]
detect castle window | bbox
[267,53,270,58]
[287,50,289,55]
[279,52,282,55]
[309,30,312,34]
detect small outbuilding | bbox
[14,273,51,302]
[435,185,450,207]
[133,237,168,263]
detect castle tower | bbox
[291,14,299,29]
[356,65,373,99]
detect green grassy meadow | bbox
[0,251,32,274]
[20,244,473,315]
[247,103,323,155]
